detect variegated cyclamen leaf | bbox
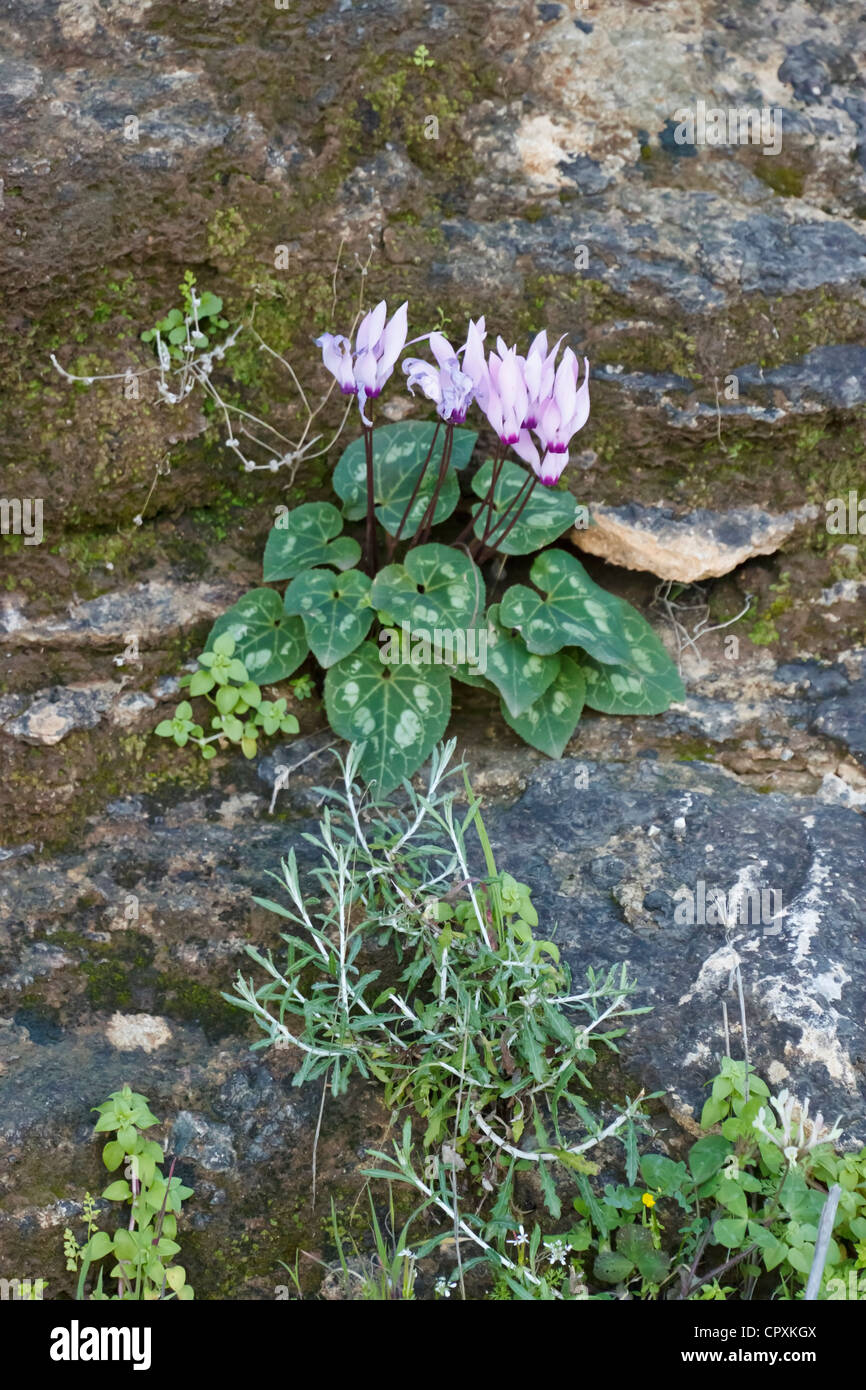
[263,502,361,581]
[282,567,373,668]
[324,641,451,795]
[371,544,485,634]
[333,422,477,538]
[470,458,576,555]
[482,603,560,717]
[206,589,307,685]
[578,628,685,716]
[500,653,586,758]
[500,549,636,667]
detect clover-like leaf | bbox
[283,567,373,667]
[480,603,560,717]
[333,422,477,538]
[206,589,307,685]
[324,641,451,795]
[470,458,576,554]
[500,549,637,666]
[371,543,485,635]
[263,502,361,582]
[500,652,585,758]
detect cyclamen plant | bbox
[56,283,684,794]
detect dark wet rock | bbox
[736,345,866,412]
[808,653,866,766]
[485,756,866,1141]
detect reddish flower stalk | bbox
[411,422,454,549]
[363,425,378,575]
[475,473,539,564]
[388,419,442,556]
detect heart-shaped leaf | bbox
[579,628,684,715]
[283,567,373,668]
[500,549,637,666]
[333,422,477,537]
[688,1135,733,1186]
[712,1217,747,1249]
[263,502,361,581]
[371,543,485,632]
[615,1225,670,1284]
[470,458,577,554]
[593,1250,635,1284]
[483,603,560,717]
[500,653,585,757]
[207,589,307,684]
[324,641,451,795]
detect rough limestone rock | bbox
[573,501,819,581]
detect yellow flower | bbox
[642,1193,656,1208]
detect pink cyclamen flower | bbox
[512,349,590,485]
[402,330,476,424]
[316,300,408,425]
[481,343,529,446]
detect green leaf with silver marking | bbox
[500,653,586,758]
[470,458,577,555]
[333,422,477,538]
[371,543,485,633]
[324,641,451,796]
[282,567,373,668]
[500,549,636,666]
[263,502,361,581]
[482,603,560,718]
[578,624,685,715]
[206,589,307,685]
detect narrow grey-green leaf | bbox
[283,567,373,668]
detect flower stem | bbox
[363,425,378,575]
[454,444,505,548]
[410,422,454,549]
[389,419,442,556]
[474,473,538,563]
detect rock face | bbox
[1,716,865,1296]
[573,501,819,582]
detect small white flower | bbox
[508,1224,529,1248]
[132,514,143,527]
[544,1238,572,1267]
